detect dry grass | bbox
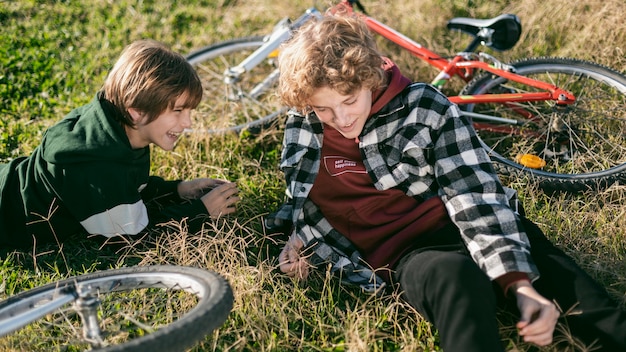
[1,0,626,351]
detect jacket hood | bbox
[370,57,412,116]
[40,96,142,165]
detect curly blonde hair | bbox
[277,15,386,111]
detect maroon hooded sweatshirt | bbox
[309,58,529,290]
[309,58,451,282]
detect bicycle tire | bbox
[0,265,234,352]
[459,57,626,193]
[186,36,287,134]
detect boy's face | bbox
[309,86,372,140]
[126,94,192,151]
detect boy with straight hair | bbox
[0,39,240,249]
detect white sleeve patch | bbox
[80,201,149,237]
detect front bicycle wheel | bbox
[460,57,626,192]
[186,36,287,134]
[0,265,233,352]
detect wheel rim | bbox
[465,61,626,181]
[0,266,231,352]
[187,40,286,134]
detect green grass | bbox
[1,0,626,351]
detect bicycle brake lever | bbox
[271,17,291,34]
[478,52,516,72]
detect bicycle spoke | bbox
[0,266,233,352]
[1,285,199,351]
[186,38,286,133]
[463,59,626,182]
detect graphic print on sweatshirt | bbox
[323,155,367,176]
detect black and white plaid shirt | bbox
[268,83,538,292]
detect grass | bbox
[1,0,626,351]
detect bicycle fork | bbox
[74,284,105,348]
[222,7,323,100]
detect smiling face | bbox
[309,86,372,140]
[125,94,192,151]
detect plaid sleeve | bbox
[298,198,387,292]
[278,111,387,292]
[422,87,538,281]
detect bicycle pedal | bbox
[516,154,546,169]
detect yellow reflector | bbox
[268,49,280,58]
[515,154,546,169]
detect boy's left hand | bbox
[512,281,560,346]
[200,182,240,218]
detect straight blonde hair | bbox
[102,39,202,126]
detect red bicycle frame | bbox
[332,1,576,107]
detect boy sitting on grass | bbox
[0,39,240,249]
[268,14,626,351]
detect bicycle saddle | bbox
[447,13,522,51]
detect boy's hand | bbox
[512,281,560,346]
[199,182,240,218]
[177,178,228,200]
[278,235,310,280]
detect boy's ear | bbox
[127,108,145,123]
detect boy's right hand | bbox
[279,235,310,280]
[200,182,240,218]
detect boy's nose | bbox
[334,109,350,126]
[182,110,192,128]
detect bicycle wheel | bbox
[460,57,626,192]
[186,36,287,134]
[0,265,233,352]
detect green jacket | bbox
[0,95,207,248]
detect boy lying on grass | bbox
[0,39,239,249]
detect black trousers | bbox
[393,218,626,352]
